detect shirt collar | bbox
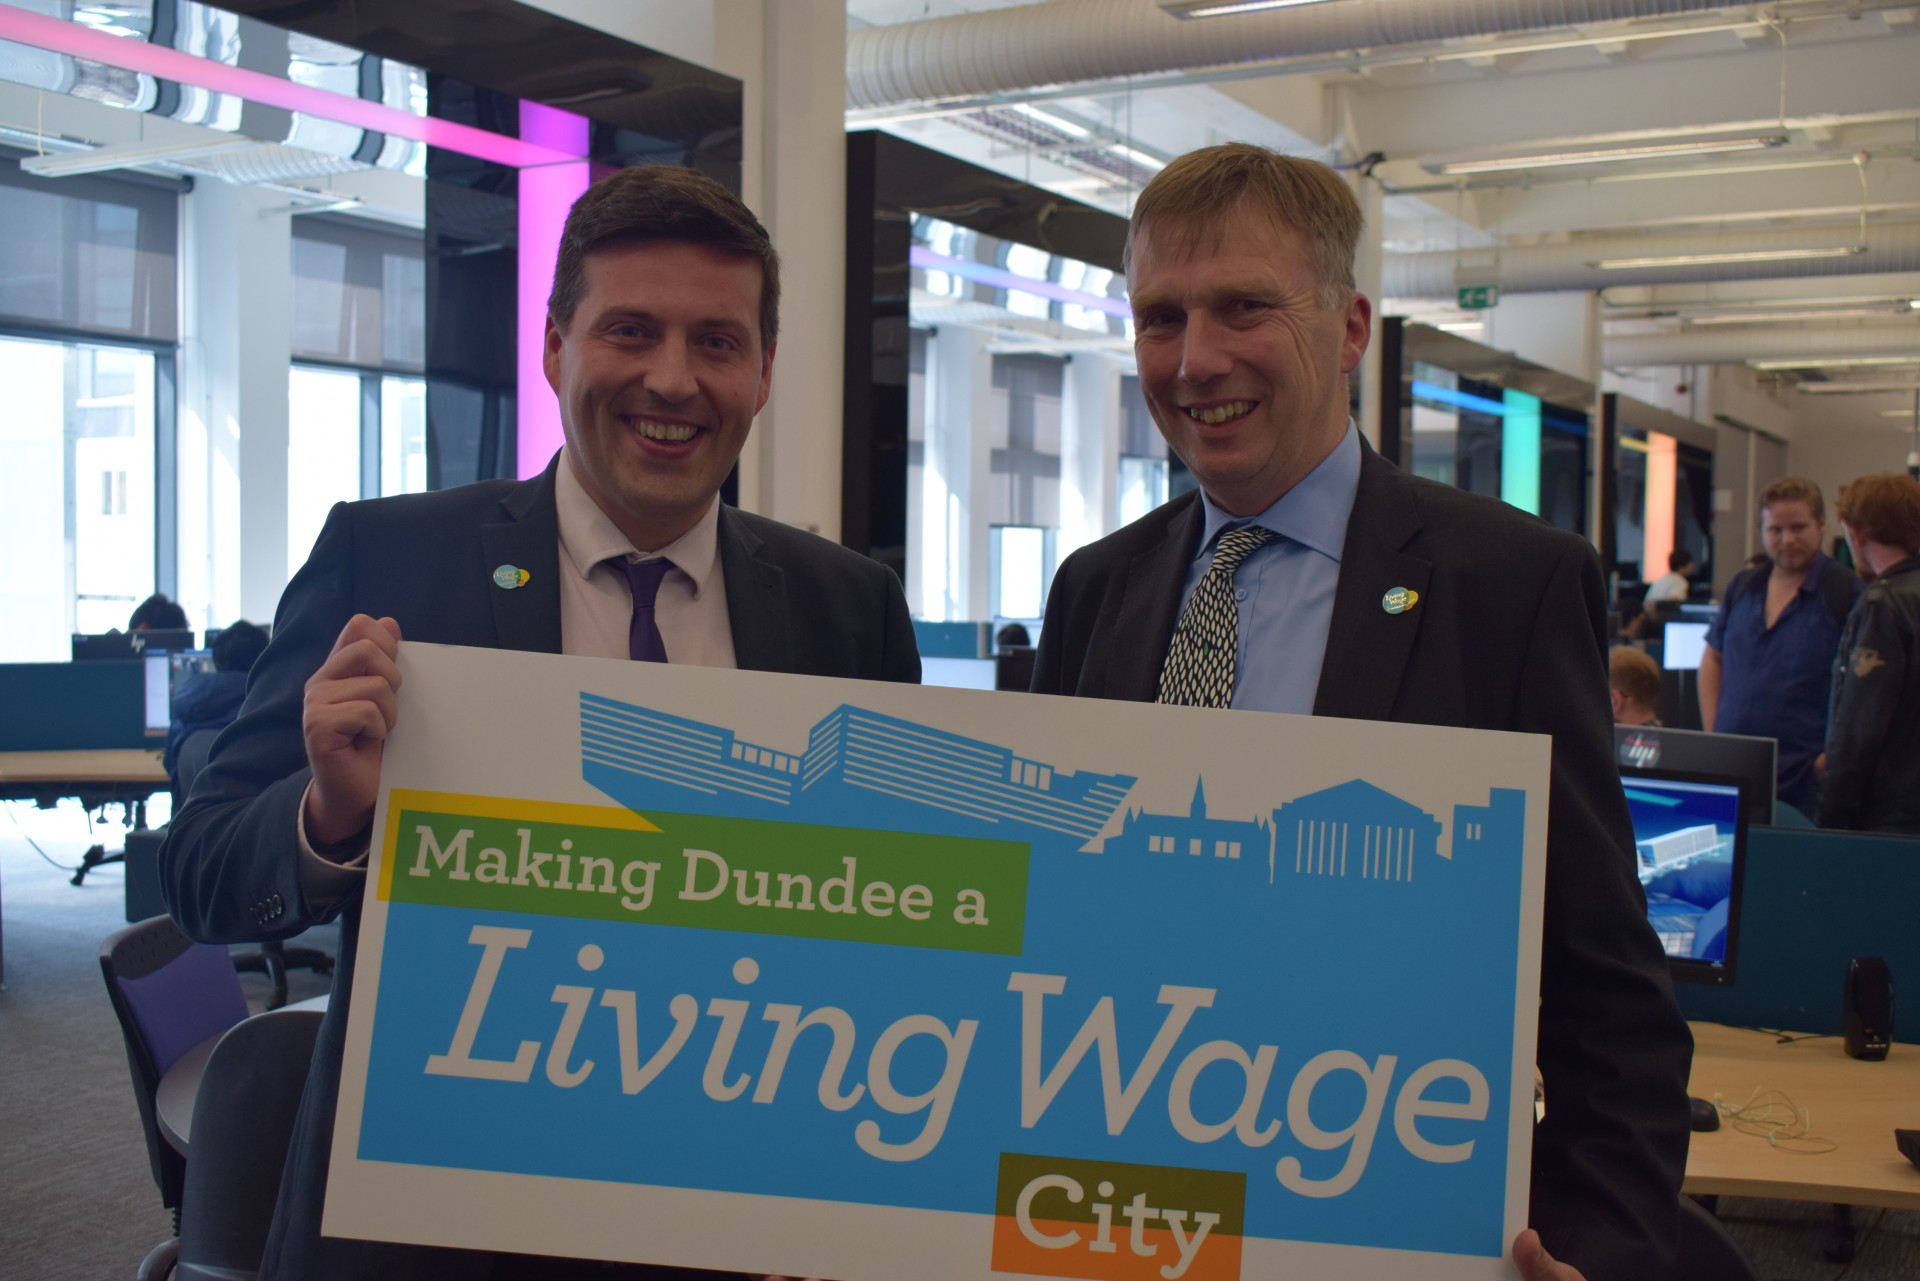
[555,447,722,598]
[1195,419,1361,563]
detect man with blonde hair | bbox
[1609,645,1663,726]
[1819,473,1920,832]
[1033,143,1689,1281]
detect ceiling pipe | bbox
[847,0,1737,113]
[1602,321,1920,366]
[1384,221,1920,297]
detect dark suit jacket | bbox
[160,462,918,1281]
[1033,445,1692,1281]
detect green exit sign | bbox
[1457,285,1500,310]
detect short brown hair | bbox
[1609,645,1662,707]
[1126,144,1360,308]
[1838,473,1920,553]
[1758,476,1824,524]
[547,164,780,349]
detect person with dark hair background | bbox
[128,592,189,632]
[164,620,270,795]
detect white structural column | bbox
[921,323,993,621]
[1059,353,1124,560]
[177,179,293,630]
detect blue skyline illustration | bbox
[578,694,1527,890]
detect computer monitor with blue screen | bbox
[1614,724,1775,828]
[1619,764,1748,986]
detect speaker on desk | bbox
[1843,956,1892,1060]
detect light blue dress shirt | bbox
[1178,421,1362,715]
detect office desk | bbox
[0,748,168,984]
[1685,1021,1920,1210]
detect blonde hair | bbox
[1126,144,1359,309]
[1609,645,1662,707]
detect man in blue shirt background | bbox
[1699,476,1862,814]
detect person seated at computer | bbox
[128,592,189,632]
[164,621,270,796]
[1609,645,1663,727]
[1643,550,1695,608]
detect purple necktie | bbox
[610,557,671,663]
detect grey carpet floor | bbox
[2,799,334,1281]
[3,799,1915,1280]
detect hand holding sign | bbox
[303,614,403,846]
[1511,1230,1587,1281]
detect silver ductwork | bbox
[848,0,1739,111]
[1386,223,1920,297]
[1603,321,1920,366]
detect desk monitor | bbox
[1614,724,1774,828]
[1661,620,1709,670]
[921,657,997,691]
[73,629,196,660]
[1619,764,1749,986]
[144,649,215,736]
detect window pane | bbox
[0,335,156,660]
[381,375,428,495]
[0,150,180,342]
[288,366,362,578]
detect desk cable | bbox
[3,798,103,876]
[1710,1086,1839,1154]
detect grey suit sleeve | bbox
[1520,541,1692,1281]
[160,503,363,943]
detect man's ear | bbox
[543,315,564,395]
[754,340,777,418]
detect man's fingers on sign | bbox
[301,614,404,844]
[1510,1229,1587,1281]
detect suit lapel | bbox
[481,464,564,654]
[717,507,794,673]
[1312,445,1431,722]
[1099,497,1202,701]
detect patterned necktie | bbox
[1156,524,1274,708]
[609,557,672,663]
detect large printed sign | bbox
[326,644,1550,1280]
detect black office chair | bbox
[1672,1194,1761,1281]
[174,1006,324,1281]
[99,915,252,1276]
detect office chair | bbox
[99,915,252,1273]
[1672,1193,1761,1281]
[174,1006,323,1281]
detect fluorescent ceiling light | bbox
[1425,134,1787,176]
[1752,355,1920,371]
[17,136,255,177]
[1161,0,1347,17]
[1686,306,1913,325]
[1109,144,1166,171]
[1797,381,1920,394]
[1012,103,1090,139]
[1590,246,1867,270]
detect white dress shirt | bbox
[554,448,737,667]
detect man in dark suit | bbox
[1032,145,1690,1281]
[161,165,917,1280]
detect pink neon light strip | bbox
[0,5,585,169]
[516,102,592,478]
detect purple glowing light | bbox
[0,5,586,170]
[516,102,592,479]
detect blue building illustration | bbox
[1270,780,1442,883]
[580,694,1136,855]
[1104,778,1273,864]
[1452,789,1526,862]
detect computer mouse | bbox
[1689,1096,1721,1132]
